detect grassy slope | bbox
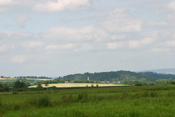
[1,85,175,117]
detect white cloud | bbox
[41,7,146,51]
[128,40,140,49]
[33,0,91,12]
[147,21,167,27]
[74,43,93,52]
[42,26,111,42]
[0,0,12,5]
[141,37,155,45]
[168,14,175,23]
[107,37,155,50]
[46,43,76,50]
[0,0,13,12]
[0,7,8,12]
[10,55,27,63]
[128,37,154,49]
[101,8,142,33]
[22,41,44,48]
[2,31,31,38]
[168,1,175,11]
[0,45,9,52]
[151,48,171,53]
[15,15,28,28]
[42,27,81,41]
[165,40,175,47]
[106,42,125,49]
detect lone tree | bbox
[37,83,43,88]
[13,80,27,88]
[0,83,3,87]
[45,81,49,88]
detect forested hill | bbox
[140,72,175,80]
[61,71,175,82]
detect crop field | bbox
[0,78,16,82]
[29,83,124,88]
[1,85,175,117]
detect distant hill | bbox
[143,68,175,75]
[140,72,175,80]
[61,70,175,82]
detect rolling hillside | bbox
[145,68,175,74]
[61,71,175,82]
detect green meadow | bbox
[1,85,175,117]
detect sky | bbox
[0,0,175,77]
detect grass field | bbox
[0,78,14,80]
[1,85,175,116]
[29,83,124,88]
[0,78,16,83]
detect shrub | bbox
[0,97,2,106]
[13,80,27,88]
[150,91,158,97]
[13,91,18,94]
[37,96,51,107]
[0,86,9,92]
[171,81,175,85]
[0,83,3,88]
[12,103,20,110]
[135,83,143,86]
[37,83,43,88]
[121,92,129,98]
[77,93,88,102]
[27,95,51,107]
[27,97,37,106]
[142,92,149,97]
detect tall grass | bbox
[26,95,51,107]
[1,85,175,116]
[0,96,1,106]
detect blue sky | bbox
[0,0,175,77]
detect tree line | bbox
[61,71,175,82]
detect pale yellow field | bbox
[29,83,124,88]
[26,78,53,81]
[0,78,15,80]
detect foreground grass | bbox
[1,85,175,116]
[5,98,175,117]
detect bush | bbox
[135,83,143,86]
[77,93,88,103]
[0,97,2,106]
[48,86,57,90]
[38,96,51,107]
[121,92,129,98]
[27,95,51,107]
[13,80,27,88]
[0,83,3,88]
[37,83,43,88]
[150,91,158,97]
[142,92,149,97]
[0,86,9,92]
[171,81,175,85]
